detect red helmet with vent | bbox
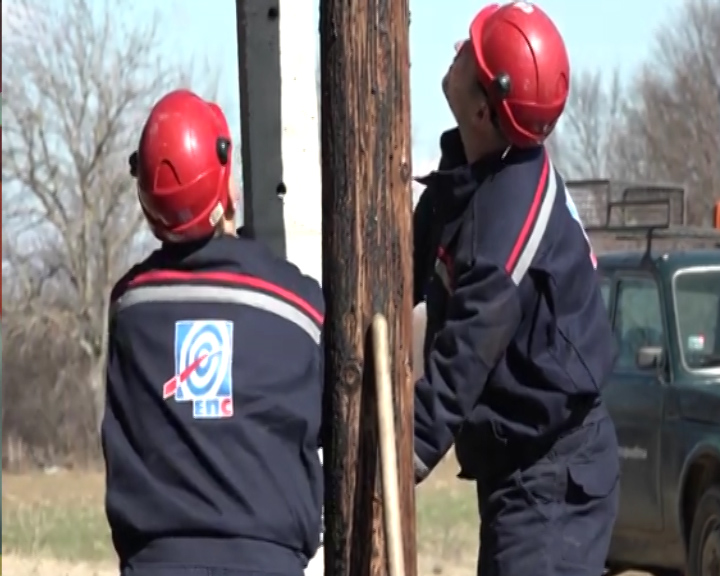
[469,2,570,147]
[130,90,233,242]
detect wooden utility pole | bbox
[320,1,416,576]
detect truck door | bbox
[603,272,666,532]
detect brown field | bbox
[1,457,647,576]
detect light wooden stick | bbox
[372,313,405,576]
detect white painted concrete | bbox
[279,0,322,284]
[413,303,427,381]
[275,2,324,573]
[304,449,324,576]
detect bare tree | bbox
[1,0,218,437]
[554,0,719,230]
[619,0,720,225]
[555,69,627,179]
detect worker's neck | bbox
[221,216,237,236]
[459,128,506,165]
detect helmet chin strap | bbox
[501,144,512,160]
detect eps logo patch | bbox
[163,320,234,419]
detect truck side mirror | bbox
[636,346,664,370]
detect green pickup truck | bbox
[569,181,720,576]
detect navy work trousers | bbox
[476,408,620,576]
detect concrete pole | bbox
[237,2,324,575]
[236,0,286,259]
[237,0,322,278]
[278,0,323,283]
[279,0,325,576]
[276,3,324,575]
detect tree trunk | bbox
[90,356,106,437]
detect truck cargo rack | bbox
[565,179,720,258]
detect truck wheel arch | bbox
[679,444,720,553]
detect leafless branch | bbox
[555,0,719,228]
[621,0,720,225]
[2,0,222,439]
[555,69,627,179]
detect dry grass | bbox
[416,457,478,573]
[1,458,647,576]
[1,456,476,575]
[1,555,116,576]
[2,470,110,563]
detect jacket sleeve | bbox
[413,258,522,481]
[412,128,468,306]
[413,188,434,306]
[413,148,554,482]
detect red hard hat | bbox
[131,90,233,241]
[469,2,570,147]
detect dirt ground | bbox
[2,555,649,576]
[2,553,477,576]
[1,554,651,576]
[0,554,483,576]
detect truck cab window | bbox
[674,268,720,369]
[615,276,664,370]
[599,277,611,312]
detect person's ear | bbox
[469,97,489,130]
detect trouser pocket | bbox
[558,419,620,570]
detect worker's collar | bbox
[437,128,467,170]
[422,128,542,189]
[160,235,213,255]
[439,127,511,174]
[440,127,541,173]
[413,128,468,189]
[159,227,254,262]
[414,128,544,215]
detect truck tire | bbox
[687,485,720,576]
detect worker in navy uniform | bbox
[412,3,619,575]
[103,90,324,576]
